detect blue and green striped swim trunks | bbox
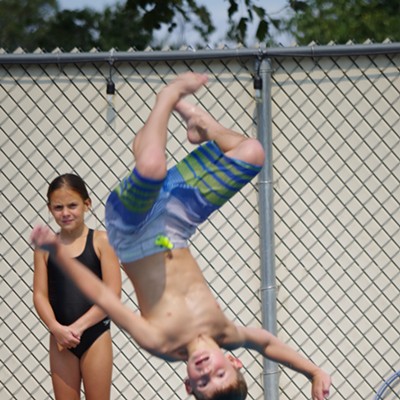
[105,140,262,263]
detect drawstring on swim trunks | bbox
[155,235,174,250]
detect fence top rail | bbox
[0,42,400,66]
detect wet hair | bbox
[192,370,248,400]
[47,173,90,204]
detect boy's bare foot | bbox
[166,72,208,98]
[174,100,224,144]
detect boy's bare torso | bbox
[122,248,241,361]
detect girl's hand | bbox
[52,324,81,350]
[68,322,83,343]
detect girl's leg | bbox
[49,335,81,400]
[80,331,113,400]
[174,100,265,166]
[132,72,209,180]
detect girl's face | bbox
[48,187,90,233]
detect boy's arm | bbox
[238,326,331,400]
[30,225,159,353]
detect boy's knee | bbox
[241,138,265,166]
[135,151,167,180]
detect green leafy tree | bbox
[0,0,58,51]
[38,9,101,51]
[94,3,152,51]
[107,0,274,48]
[283,0,400,45]
[108,0,214,49]
[225,0,282,45]
[0,0,284,51]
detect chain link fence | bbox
[1,45,399,400]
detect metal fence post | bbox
[255,57,280,400]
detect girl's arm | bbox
[33,249,80,349]
[31,224,160,353]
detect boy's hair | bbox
[192,370,247,400]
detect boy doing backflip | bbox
[31,72,331,400]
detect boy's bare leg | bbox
[132,73,209,180]
[174,100,265,166]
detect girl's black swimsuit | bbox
[47,229,110,358]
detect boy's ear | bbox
[184,378,193,394]
[227,354,243,369]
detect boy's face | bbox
[185,349,242,398]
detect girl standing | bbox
[33,174,121,400]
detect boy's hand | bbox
[30,225,58,255]
[311,369,331,399]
